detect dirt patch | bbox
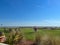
[16,40,34,45]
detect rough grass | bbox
[1,28,60,45]
[20,28,60,40]
[1,28,60,40]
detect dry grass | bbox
[4,28,24,45]
[1,28,60,45]
[34,32,60,45]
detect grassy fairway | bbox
[1,28,60,45]
[0,28,60,41]
[20,28,60,40]
[21,28,35,41]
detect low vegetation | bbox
[0,27,60,45]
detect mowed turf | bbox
[0,28,60,41]
[20,28,60,40]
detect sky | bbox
[0,0,60,26]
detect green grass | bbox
[1,28,60,41]
[21,28,35,41]
[20,28,60,40]
[1,28,60,45]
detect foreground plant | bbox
[33,32,41,45]
[5,28,24,45]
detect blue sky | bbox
[0,0,60,26]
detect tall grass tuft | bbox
[33,32,42,45]
[33,32,60,45]
[41,35,53,45]
[5,28,24,45]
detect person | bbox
[34,27,38,32]
[0,32,8,45]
